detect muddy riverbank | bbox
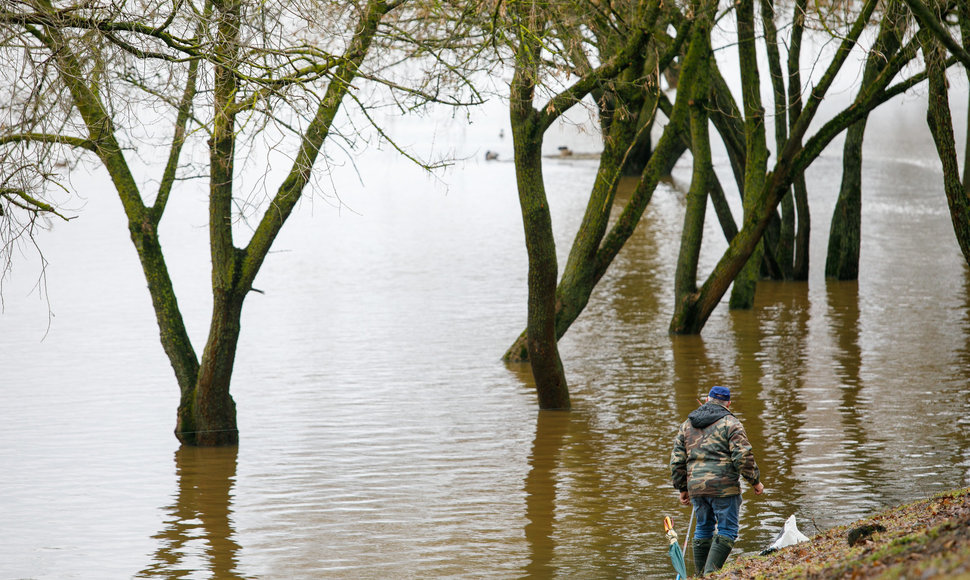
[712,488,970,579]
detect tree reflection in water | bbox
[138,446,245,579]
[524,410,569,578]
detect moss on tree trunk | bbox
[728,0,768,311]
[826,0,907,280]
[176,292,243,446]
[670,1,713,333]
[510,113,570,409]
[924,30,970,268]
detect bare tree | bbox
[0,0,480,445]
[499,0,690,366]
[498,0,665,407]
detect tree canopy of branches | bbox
[494,0,969,404]
[0,0,481,445]
[3,0,968,424]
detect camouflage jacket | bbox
[670,403,760,497]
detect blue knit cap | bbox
[708,386,731,401]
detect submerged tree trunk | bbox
[174,0,244,445]
[510,107,570,409]
[501,88,690,362]
[825,118,865,280]
[501,100,688,362]
[826,0,907,280]
[16,0,394,446]
[172,0,391,444]
[553,66,647,348]
[177,293,243,446]
[670,4,713,332]
[507,1,569,408]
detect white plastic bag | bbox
[761,514,810,554]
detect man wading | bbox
[670,386,765,575]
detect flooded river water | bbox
[2,87,969,578]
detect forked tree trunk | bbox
[501,96,690,362]
[502,70,691,362]
[673,0,905,334]
[174,0,244,445]
[502,0,663,365]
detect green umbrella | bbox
[664,516,688,579]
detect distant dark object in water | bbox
[847,524,886,546]
[557,146,573,156]
[760,515,810,555]
[485,151,499,161]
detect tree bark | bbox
[826,0,906,280]
[510,102,570,409]
[789,0,810,281]
[960,1,970,197]
[728,0,768,310]
[825,118,865,280]
[508,3,570,409]
[924,22,970,268]
[762,0,794,279]
[670,4,713,332]
[178,292,243,446]
[175,0,244,445]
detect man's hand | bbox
[753,482,765,495]
[679,491,690,505]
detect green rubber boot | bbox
[703,534,735,574]
[692,537,712,576]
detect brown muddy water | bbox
[2,89,969,578]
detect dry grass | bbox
[710,488,970,580]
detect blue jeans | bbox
[691,495,742,540]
